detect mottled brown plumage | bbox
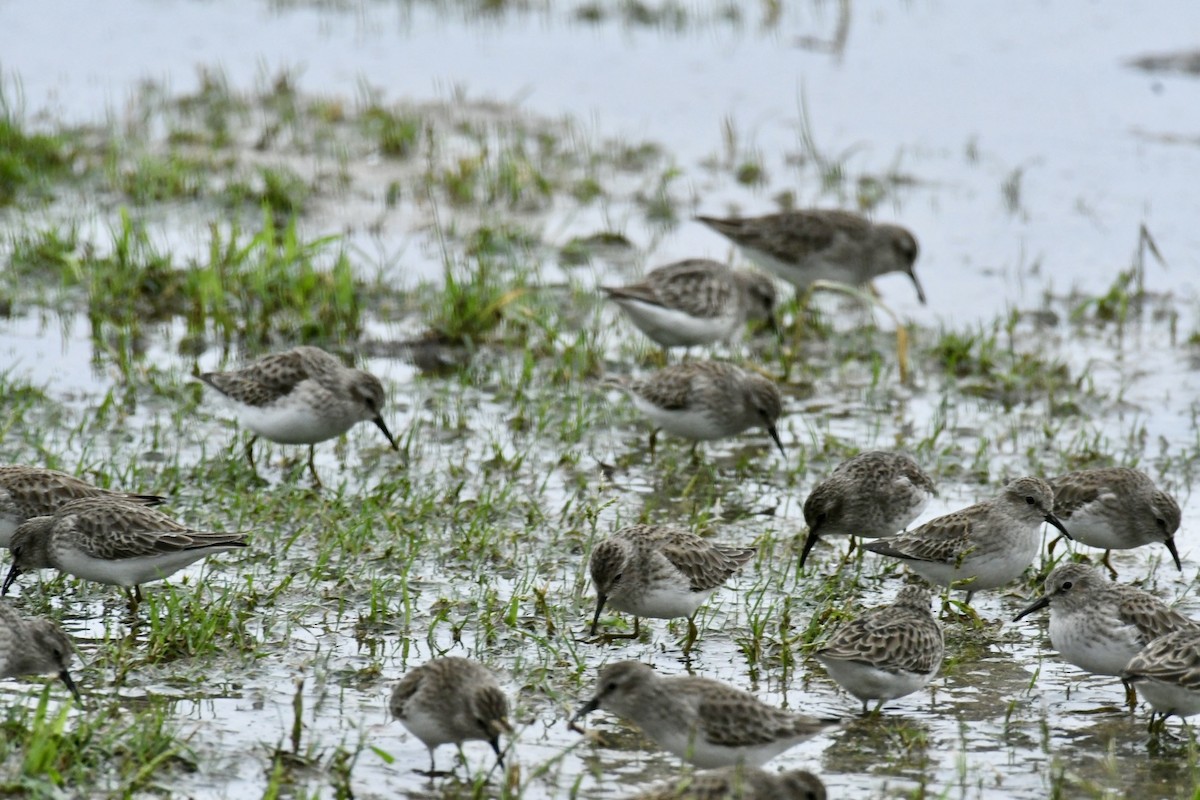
[697,210,924,302]
[602,260,777,350]
[198,345,397,484]
[389,656,512,776]
[0,601,81,702]
[628,767,826,800]
[1123,629,1200,718]
[610,361,785,457]
[1126,631,1200,690]
[1049,467,1182,573]
[1013,562,1200,683]
[589,525,755,647]
[799,451,935,568]
[863,477,1069,603]
[0,465,164,548]
[572,661,840,768]
[815,584,943,713]
[3,496,247,604]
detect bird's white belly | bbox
[398,705,455,748]
[613,585,712,620]
[1049,615,1142,676]
[614,299,739,347]
[817,657,934,702]
[0,517,17,548]
[632,398,731,441]
[1064,506,1130,550]
[742,250,858,289]
[1136,681,1200,717]
[54,547,235,587]
[652,727,791,769]
[910,527,1039,591]
[237,403,353,445]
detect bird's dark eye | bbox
[1025,497,1036,505]
[816,513,827,525]
[1156,518,1167,529]
[1061,581,1073,591]
[605,681,618,692]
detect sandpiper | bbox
[814,583,944,714]
[799,451,935,569]
[0,601,81,702]
[589,524,755,649]
[602,259,778,351]
[626,765,826,800]
[2,496,248,606]
[607,361,785,458]
[1122,628,1200,722]
[696,209,924,302]
[1049,467,1182,576]
[198,345,398,485]
[863,477,1069,605]
[0,464,164,548]
[389,656,513,776]
[571,660,839,768]
[1013,562,1200,707]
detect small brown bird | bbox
[389,657,513,777]
[697,209,924,302]
[198,345,397,484]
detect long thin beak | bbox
[570,697,599,725]
[1013,595,1050,622]
[1044,513,1071,540]
[765,421,786,459]
[489,736,505,768]
[908,270,927,305]
[798,528,821,570]
[59,669,83,704]
[2,564,21,596]
[1165,537,1183,572]
[373,416,399,450]
[590,594,608,635]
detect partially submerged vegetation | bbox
[1,64,1198,800]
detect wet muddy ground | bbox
[2,2,1200,798]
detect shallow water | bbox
[2,2,1200,799]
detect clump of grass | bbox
[185,210,361,344]
[0,687,192,795]
[428,254,529,345]
[6,224,81,280]
[140,583,255,662]
[361,105,424,158]
[0,83,77,206]
[930,326,1072,407]
[223,165,311,218]
[112,152,213,203]
[48,209,364,346]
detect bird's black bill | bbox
[908,271,927,305]
[2,564,21,596]
[1012,595,1050,622]
[797,528,821,570]
[1165,537,1183,572]
[59,669,83,704]
[489,737,505,768]
[373,416,399,450]
[590,594,608,636]
[1044,513,1071,540]
[765,422,786,459]
[570,698,599,724]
